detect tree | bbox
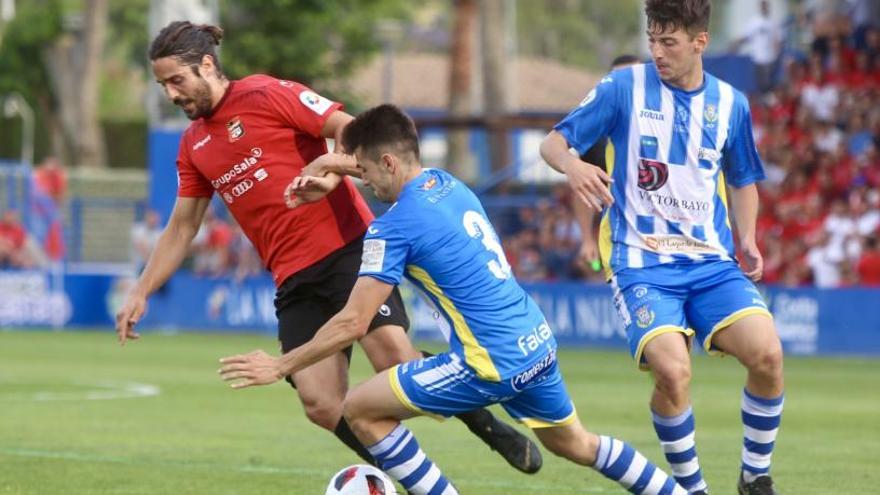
[219,0,413,90]
[0,0,63,163]
[515,0,641,71]
[445,0,477,180]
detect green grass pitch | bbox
[1,330,878,494]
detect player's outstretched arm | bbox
[540,131,613,211]
[283,173,344,209]
[115,196,210,345]
[219,277,394,389]
[729,183,763,282]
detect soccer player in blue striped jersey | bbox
[541,2,784,494]
[220,104,688,495]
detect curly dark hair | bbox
[644,0,711,37]
[149,21,225,75]
[342,104,420,161]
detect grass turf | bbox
[0,330,877,494]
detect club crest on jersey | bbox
[704,103,718,128]
[422,177,437,190]
[638,159,669,191]
[635,305,655,329]
[226,116,245,142]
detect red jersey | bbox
[175,75,374,286]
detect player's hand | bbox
[740,240,764,282]
[577,239,601,273]
[218,350,284,389]
[283,174,340,208]
[115,293,145,345]
[565,160,613,211]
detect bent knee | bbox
[301,398,343,430]
[746,345,784,378]
[651,360,692,392]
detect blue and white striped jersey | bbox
[555,63,765,277]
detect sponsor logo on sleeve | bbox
[359,239,386,273]
[254,168,268,181]
[579,88,597,107]
[299,90,333,115]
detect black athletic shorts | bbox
[274,237,410,376]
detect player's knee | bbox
[747,343,783,380]
[301,397,343,431]
[652,360,691,396]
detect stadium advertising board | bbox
[2,270,878,357]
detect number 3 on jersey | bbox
[463,210,512,280]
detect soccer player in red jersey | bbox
[114,20,540,473]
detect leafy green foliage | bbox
[516,0,641,71]
[219,0,412,85]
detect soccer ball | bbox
[324,464,398,495]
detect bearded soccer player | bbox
[541,1,784,494]
[115,20,540,473]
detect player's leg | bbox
[500,359,687,494]
[357,287,542,474]
[643,334,707,494]
[613,269,708,494]
[688,262,783,494]
[276,276,374,464]
[710,314,783,494]
[344,358,462,495]
[533,423,686,495]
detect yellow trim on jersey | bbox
[599,140,615,280]
[518,406,579,429]
[405,265,502,382]
[703,307,774,356]
[599,212,613,280]
[717,171,732,229]
[388,365,445,421]
[635,325,695,372]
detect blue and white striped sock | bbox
[367,424,457,495]
[652,407,708,493]
[741,388,784,483]
[593,435,689,495]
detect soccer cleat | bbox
[738,474,778,495]
[464,411,543,474]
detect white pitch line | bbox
[0,380,160,402]
[0,447,612,492]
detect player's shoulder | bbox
[707,71,750,111]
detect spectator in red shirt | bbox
[0,210,32,268]
[857,235,880,285]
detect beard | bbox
[173,80,214,120]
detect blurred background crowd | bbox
[0,0,877,288]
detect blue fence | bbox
[3,269,879,357]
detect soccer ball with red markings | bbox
[325,464,398,495]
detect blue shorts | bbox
[389,350,577,429]
[610,261,772,370]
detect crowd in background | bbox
[130,205,262,282]
[501,3,880,287]
[4,3,879,288]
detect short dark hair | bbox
[342,104,420,161]
[611,54,641,68]
[149,21,224,74]
[644,0,711,37]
